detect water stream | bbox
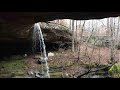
[33,23,50,78]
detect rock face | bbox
[0,12,120,24]
[0,22,72,57]
[0,12,120,57]
[42,28,72,51]
[40,22,72,51]
[0,23,34,57]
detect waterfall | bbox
[33,23,50,78]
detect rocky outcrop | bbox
[0,22,72,57]
[0,12,120,57]
[42,28,72,51]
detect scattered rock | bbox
[48,52,54,57]
[35,74,41,78]
[34,71,43,78]
[30,71,34,75]
[24,54,27,58]
[27,71,34,75]
[27,70,43,78]
[62,73,72,78]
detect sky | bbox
[61,17,119,31]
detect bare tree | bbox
[69,19,72,31]
[116,17,120,46]
[107,18,110,36]
[75,20,78,52]
[84,21,90,56]
[76,20,78,41]
[110,18,116,63]
[115,17,120,62]
[72,20,75,53]
[84,21,94,56]
[113,17,120,63]
[77,20,86,61]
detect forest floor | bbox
[0,44,119,78]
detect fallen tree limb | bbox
[75,64,113,78]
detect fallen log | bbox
[74,64,113,78]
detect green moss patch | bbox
[50,72,63,78]
[0,55,27,78]
[109,62,120,77]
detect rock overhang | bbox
[0,12,120,24]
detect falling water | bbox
[33,23,50,78]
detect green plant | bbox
[109,62,120,77]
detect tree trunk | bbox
[75,20,78,51]
[72,20,75,52]
[110,18,115,63]
[77,21,85,61]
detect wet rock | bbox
[35,74,41,78]
[35,71,41,78]
[34,71,44,78]
[38,57,47,64]
[27,71,34,75]
[27,70,43,78]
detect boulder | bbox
[48,52,54,57]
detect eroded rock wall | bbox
[0,23,72,57]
